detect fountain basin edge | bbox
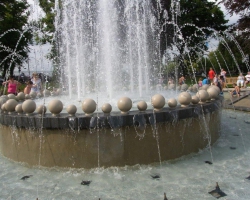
[0,98,222,169]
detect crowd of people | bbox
[172,68,250,98]
[2,73,42,95]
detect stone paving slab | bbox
[223,89,250,111]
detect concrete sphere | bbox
[82,98,96,115]
[29,91,37,99]
[137,101,147,111]
[22,99,36,115]
[200,84,209,90]
[17,92,25,101]
[57,88,63,95]
[43,89,50,97]
[48,99,63,116]
[5,99,18,112]
[25,94,31,100]
[191,95,199,104]
[178,92,192,107]
[188,86,193,92]
[0,97,8,107]
[15,104,23,114]
[1,103,6,112]
[117,97,132,114]
[8,94,16,100]
[168,98,177,108]
[169,84,175,90]
[37,93,42,98]
[208,85,220,95]
[102,103,112,114]
[207,87,219,100]
[66,104,77,116]
[151,94,165,111]
[181,84,188,91]
[36,105,47,115]
[192,84,199,92]
[196,90,209,104]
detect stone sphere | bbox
[169,84,175,90]
[191,95,199,104]
[151,94,165,111]
[29,91,37,99]
[178,92,192,107]
[101,103,112,114]
[7,94,16,100]
[176,85,181,91]
[43,89,50,97]
[1,103,6,112]
[36,105,47,115]
[66,104,77,116]
[57,88,63,95]
[48,99,63,116]
[5,99,18,112]
[22,99,36,114]
[15,104,23,114]
[208,85,220,95]
[17,92,25,101]
[196,90,209,103]
[137,101,147,111]
[117,97,132,114]
[37,93,42,98]
[181,84,188,91]
[200,84,209,90]
[82,98,96,115]
[25,94,31,100]
[207,86,219,100]
[164,86,168,90]
[192,84,199,92]
[188,86,193,92]
[0,97,8,107]
[168,98,177,108]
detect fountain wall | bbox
[0,99,222,169]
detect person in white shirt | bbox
[237,73,244,87]
[244,72,250,88]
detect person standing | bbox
[208,68,215,84]
[31,73,42,94]
[220,69,226,81]
[2,76,20,95]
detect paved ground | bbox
[223,88,250,111]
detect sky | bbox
[16,0,240,75]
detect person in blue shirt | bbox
[202,77,209,85]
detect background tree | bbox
[159,0,228,76]
[0,0,32,77]
[220,0,250,61]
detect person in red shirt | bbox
[208,68,215,84]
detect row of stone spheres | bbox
[0,84,220,116]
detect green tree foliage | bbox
[218,0,250,55]
[0,0,32,76]
[158,0,228,75]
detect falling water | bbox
[58,0,163,99]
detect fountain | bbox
[0,0,249,199]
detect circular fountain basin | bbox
[0,97,222,169]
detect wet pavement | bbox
[223,88,250,111]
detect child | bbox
[198,78,202,87]
[230,83,240,98]
[24,81,33,94]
